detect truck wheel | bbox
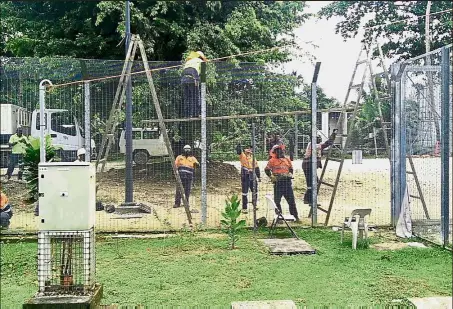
[133,150,149,165]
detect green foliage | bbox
[220,194,246,249]
[318,1,452,59]
[1,1,308,62]
[22,135,60,201]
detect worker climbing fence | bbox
[391,44,452,247]
[1,55,394,234]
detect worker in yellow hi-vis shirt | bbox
[7,127,29,181]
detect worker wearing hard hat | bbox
[181,51,207,118]
[174,145,200,213]
[75,148,86,162]
[265,145,299,221]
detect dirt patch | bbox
[371,242,428,251]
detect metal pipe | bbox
[441,46,450,246]
[84,81,91,162]
[125,0,133,203]
[311,62,321,226]
[201,62,207,224]
[252,123,257,233]
[39,79,52,163]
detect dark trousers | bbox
[174,176,193,207]
[7,153,23,179]
[302,160,319,203]
[274,179,298,219]
[0,206,13,228]
[241,170,258,209]
[181,77,201,118]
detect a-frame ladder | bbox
[95,34,193,224]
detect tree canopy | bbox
[1,1,308,62]
[318,1,452,59]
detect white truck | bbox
[119,128,169,165]
[1,104,96,167]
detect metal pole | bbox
[373,126,378,158]
[39,80,52,163]
[201,62,207,224]
[390,64,400,227]
[441,47,450,246]
[399,67,407,227]
[311,62,321,226]
[294,114,298,160]
[124,0,133,203]
[252,123,257,233]
[84,81,91,162]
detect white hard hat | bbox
[196,51,207,61]
[183,145,191,150]
[77,148,86,156]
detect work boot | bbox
[173,204,181,208]
[241,209,248,214]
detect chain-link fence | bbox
[1,55,395,233]
[391,44,452,246]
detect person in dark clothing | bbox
[265,145,299,221]
[181,51,207,118]
[236,144,261,213]
[288,136,295,161]
[302,129,337,204]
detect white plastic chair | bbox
[341,209,372,249]
[265,195,299,239]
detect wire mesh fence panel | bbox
[397,45,452,246]
[1,56,397,233]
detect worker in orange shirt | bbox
[0,189,13,228]
[265,145,299,221]
[236,144,261,214]
[174,145,200,213]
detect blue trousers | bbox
[175,176,193,207]
[241,170,258,209]
[274,179,298,219]
[181,77,201,118]
[7,153,23,179]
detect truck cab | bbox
[119,128,169,165]
[30,109,96,162]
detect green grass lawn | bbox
[1,228,451,308]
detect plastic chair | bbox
[341,208,372,249]
[265,195,299,239]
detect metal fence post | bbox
[294,114,298,160]
[201,62,207,224]
[311,62,321,226]
[440,47,450,246]
[390,63,401,227]
[39,79,52,163]
[84,81,91,162]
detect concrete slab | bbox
[260,238,316,255]
[408,296,452,309]
[231,300,297,309]
[23,284,103,309]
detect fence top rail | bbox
[141,108,355,123]
[402,44,452,64]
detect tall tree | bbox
[318,1,452,59]
[1,1,308,62]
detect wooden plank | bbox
[136,36,192,225]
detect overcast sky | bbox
[283,1,387,103]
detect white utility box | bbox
[38,162,96,230]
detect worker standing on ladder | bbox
[236,144,261,214]
[302,129,337,205]
[181,51,207,118]
[265,145,299,221]
[174,145,200,213]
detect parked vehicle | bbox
[1,104,96,167]
[119,128,169,165]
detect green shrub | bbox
[22,135,60,201]
[220,194,246,249]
